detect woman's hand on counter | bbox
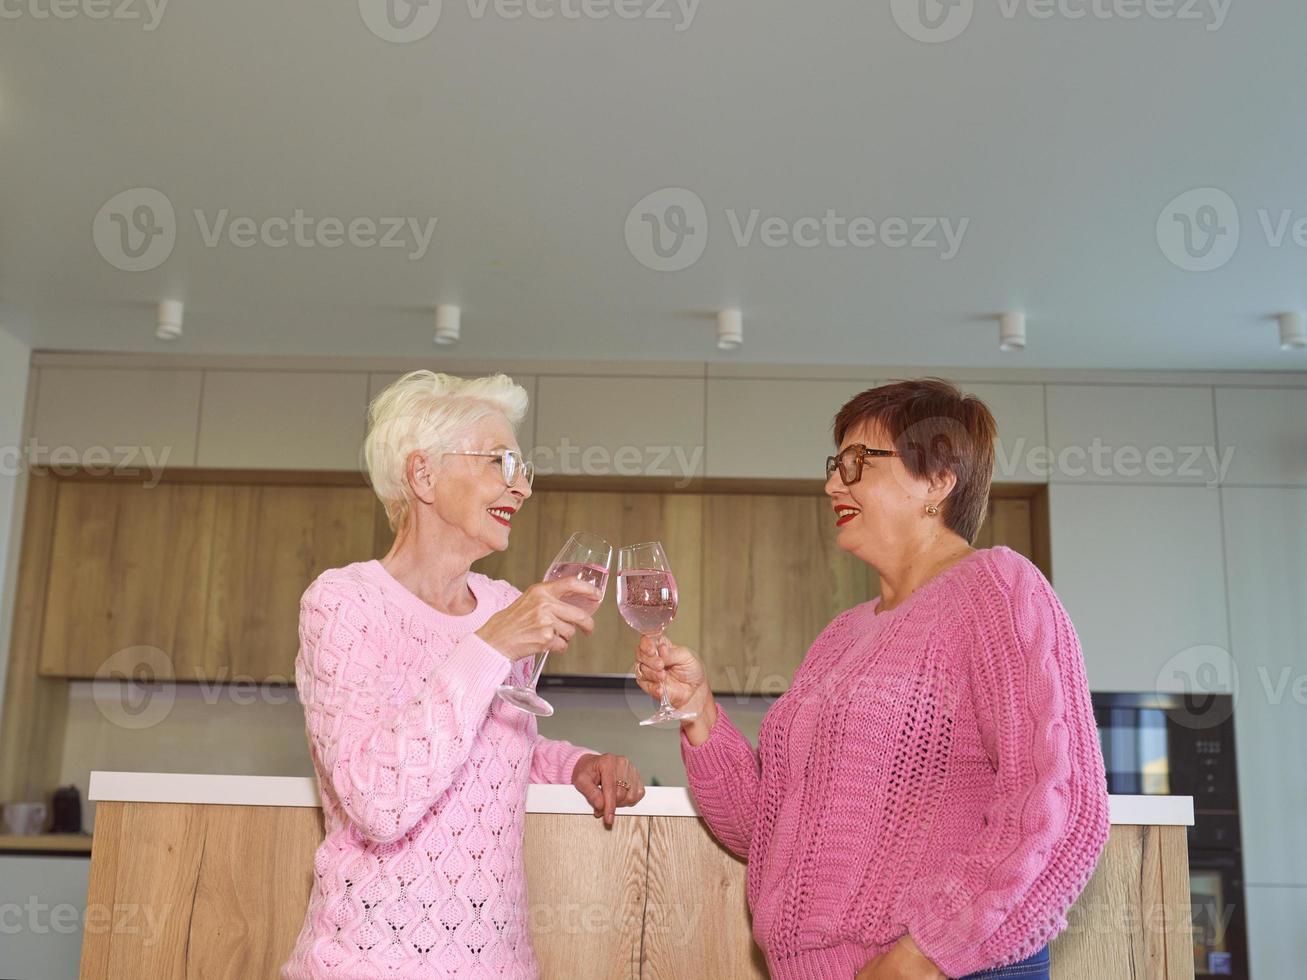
[855,936,946,980]
[571,753,646,828]
[633,636,716,744]
[475,579,600,662]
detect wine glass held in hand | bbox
[617,541,698,727]
[497,531,612,717]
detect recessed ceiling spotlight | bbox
[1279,312,1306,351]
[156,300,183,341]
[717,309,743,351]
[434,304,461,345]
[999,312,1026,352]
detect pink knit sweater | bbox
[682,547,1110,980]
[282,560,594,980]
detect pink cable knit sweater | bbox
[682,547,1110,980]
[282,560,594,980]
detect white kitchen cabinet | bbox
[1244,885,1307,980]
[368,372,538,452]
[534,376,704,479]
[1215,387,1307,486]
[704,378,875,479]
[197,371,369,471]
[962,382,1047,484]
[0,854,91,979]
[1049,483,1228,692]
[31,367,202,469]
[1046,384,1220,485]
[1221,487,1307,886]
[704,379,1043,483]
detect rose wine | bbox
[617,569,678,634]
[545,561,609,614]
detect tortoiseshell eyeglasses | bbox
[825,444,900,485]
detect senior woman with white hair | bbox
[282,371,646,980]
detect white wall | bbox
[0,326,32,720]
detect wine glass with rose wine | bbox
[496,531,612,717]
[618,541,698,727]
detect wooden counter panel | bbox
[78,805,1194,980]
[79,801,321,980]
[523,813,648,980]
[1051,824,1195,980]
[642,815,766,980]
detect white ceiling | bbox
[2,0,1306,369]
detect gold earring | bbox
[925,504,940,516]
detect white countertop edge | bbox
[87,773,1194,825]
[1109,794,1193,826]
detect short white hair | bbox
[365,370,529,531]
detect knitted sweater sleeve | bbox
[529,738,595,785]
[900,552,1111,977]
[296,574,514,844]
[680,705,761,859]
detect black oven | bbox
[1092,693,1248,979]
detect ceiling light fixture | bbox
[717,309,743,351]
[999,312,1026,352]
[1279,312,1306,351]
[434,304,461,345]
[156,300,183,341]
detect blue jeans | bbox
[958,946,1050,979]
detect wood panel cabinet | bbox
[39,479,375,680]
[32,475,1047,688]
[39,480,213,678]
[702,494,876,693]
[205,485,377,680]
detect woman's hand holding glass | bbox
[633,635,716,741]
[476,578,601,662]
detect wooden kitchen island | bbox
[80,772,1196,979]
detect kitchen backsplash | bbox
[60,681,772,830]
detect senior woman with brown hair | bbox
[635,379,1110,980]
[282,371,646,980]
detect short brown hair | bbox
[833,378,997,544]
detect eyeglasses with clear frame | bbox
[825,444,900,485]
[443,448,535,488]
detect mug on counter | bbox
[3,802,48,836]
